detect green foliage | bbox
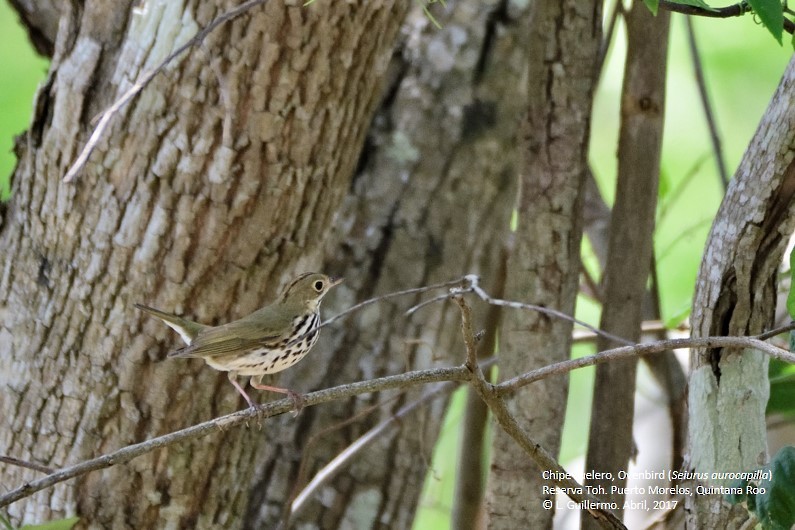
[643,0,660,15]
[747,0,785,44]
[20,518,80,530]
[641,0,786,46]
[0,3,49,199]
[767,360,795,415]
[727,446,795,530]
[0,515,80,530]
[786,248,795,319]
[663,304,691,330]
[416,0,446,30]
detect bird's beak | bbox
[330,276,344,287]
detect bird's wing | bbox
[172,308,293,359]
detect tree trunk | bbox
[687,55,795,528]
[0,2,406,528]
[583,6,669,527]
[485,1,601,528]
[253,2,520,527]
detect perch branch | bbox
[287,360,493,523]
[407,275,633,346]
[451,295,626,530]
[498,335,795,395]
[0,365,468,508]
[0,455,54,475]
[5,277,795,513]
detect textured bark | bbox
[485,1,601,528]
[0,2,406,528]
[583,6,669,527]
[687,56,795,529]
[245,2,520,527]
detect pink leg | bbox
[228,372,258,409]
[251,378,305,416]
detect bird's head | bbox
[281,272,343,311]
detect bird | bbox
[135,272,343,413]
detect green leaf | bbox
[0,512,14,530]
[755,447,795,529]
[768,359,795,415]
[642,0,659,15]
[747,0,784,44]
[787,248,795,318]
[20,517,80,530]
[730,447,795,529]
[664,304,691,330]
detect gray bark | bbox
[583,6,669,527]
[0,2,406,528]
[687,55,795,528]
[255,2,521,527]
[486,1,601,528]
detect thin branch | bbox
[63,0,269,182]
[658,1,749,18]
[597,0,625,78]
[275,277,471,353]
[756,321,795,341]
[0,455,54,475]
[284,394,404,525]
[323,276,468,328]
[288,359,493,524]
[406,275,633,345]
[498,335,795,395]
[684,17,729,190]
[658,0,795,34]
[451,295,626,530]
[465,276,634,346]
[6,274,794,512]
[573,319,690,343]
[0,365,469,508]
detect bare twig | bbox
[498,335,795,395]
[284,394,403,525]
[6,276,794,513]
[323,277,468,328]
[270,277,471,353]
[452,248,506,530]
[756,321,795,341]
[658,0,795,34]
[597,0,624,77]
[451,295,626,530]
[63,0,269,182]
[684,17,728,189]
[465,276,634,346]
[289,358,496,523]
[0,365,469,508]
[0,455,54,475]
[658,1,748,18]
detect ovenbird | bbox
[135,272,343,412]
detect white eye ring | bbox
[314,280,325,292]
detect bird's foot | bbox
[286,390,305,417]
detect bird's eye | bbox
[314,280,325,292]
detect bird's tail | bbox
[134,303,207,346]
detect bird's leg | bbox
[228,371,258,409]
[251,376,305,417]
[229,372,265,428]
